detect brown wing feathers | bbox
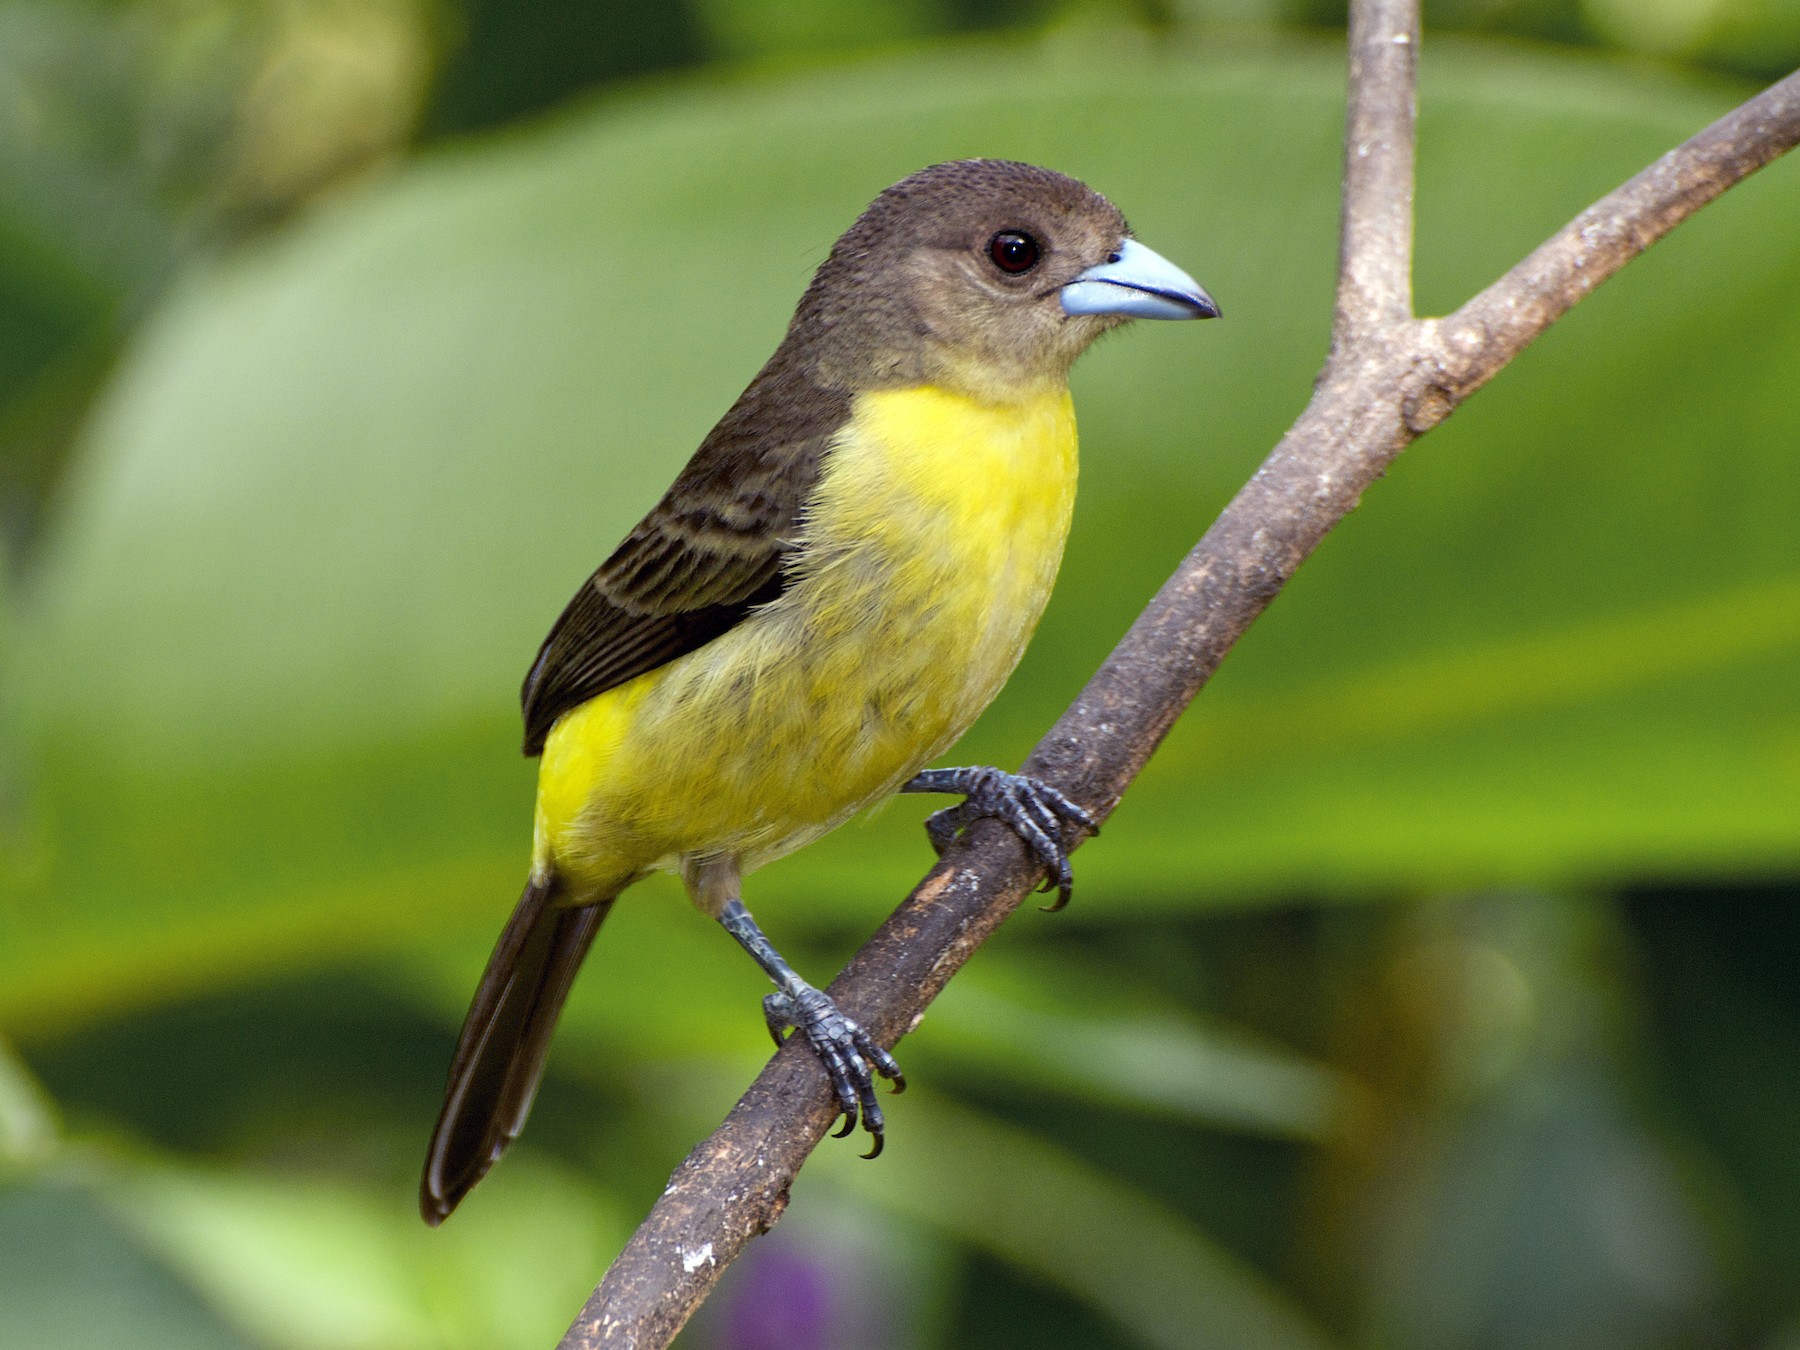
[518,357,851,755]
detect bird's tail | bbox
[420,870,613,1225]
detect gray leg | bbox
[901,766,1098,911]
[716,898,905,1157]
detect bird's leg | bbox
[713,895,905,1157]
[900,766,1098,911]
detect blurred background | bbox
[0,0,1797,1347]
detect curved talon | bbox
[867,1043,905,1093]
[763,985,902,1155]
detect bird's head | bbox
[795,159,1218,402]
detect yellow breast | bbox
[536,383,1078,894]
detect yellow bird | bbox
[421,159,1217,1224]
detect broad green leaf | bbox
[4,37,1798,1036]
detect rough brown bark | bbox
[558,8,1800,1343]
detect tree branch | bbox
[558,12,1800,1344]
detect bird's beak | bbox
[1060,239,1220,321]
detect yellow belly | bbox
[534,382,1078,898]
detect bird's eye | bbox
[987,230,1041,274]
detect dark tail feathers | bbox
[420,872,612,1225]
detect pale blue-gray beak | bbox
[1060,238,1219,321]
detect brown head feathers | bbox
[788,159,1135,401]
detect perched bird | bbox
[421,159,1217,1224]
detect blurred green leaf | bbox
[0,1172,255,1349]
[426,0,702,135]
[117,1169,443,1350]
[1582,0,1800,76]
[692,0,949,59]
[921,951,1347,1139]
[3,38,1798,1039]
[0,0,440,552]
[108,1153,625,1350]
[0,1037,58,1170]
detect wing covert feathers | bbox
[519,354,852,755]
[420,874,612,1225]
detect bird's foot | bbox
[763,984,905,1158]
[903,766,1097,911]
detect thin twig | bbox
[559,11,1800,1344]
[1334,0,1418,347]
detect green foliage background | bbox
[1,2,1797,1348]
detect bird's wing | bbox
[519,365,851,755]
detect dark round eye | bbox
[987,230,1040,274]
